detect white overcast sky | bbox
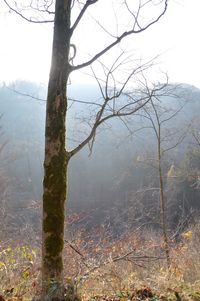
[0,0,200,88]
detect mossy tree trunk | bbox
[42,0,72,299]
[2,0,169,299]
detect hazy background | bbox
[0,1,200,88]
[1,1,200,240]
[1,80,200,240]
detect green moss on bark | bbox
[43,150,68,276]
[41,0,71,295]
[43,151,67,231]
[45,235,64,257]
[45,255,63,274]
[43,153,67,198]
[44,214,64,234]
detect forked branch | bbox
[71,0,168,71]
[69,73,168,158]
[3,0,54,23]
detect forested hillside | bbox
[1,0,200,300]
[1,81,200,300]
[1,81,200,235]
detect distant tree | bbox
[135,88,186,268]
[3,0,168,299]
[0,115,9,240]
[172,118,200,215]
[172,148,200,217]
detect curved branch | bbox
[70,0,98,35]
[69,94,152,157]
[3,0,54,23]
[71,0,168,71]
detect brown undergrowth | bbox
[1,222,200,301]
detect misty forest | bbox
[1,1,200,301]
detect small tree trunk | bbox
[158,128,170,269]
[158,156,170,268]
[42,1,72,299]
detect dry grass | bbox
[1,223,200,301]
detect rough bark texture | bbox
[42,1,72,299]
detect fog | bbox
[1,81,200,238]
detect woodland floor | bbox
[1,223,200,301]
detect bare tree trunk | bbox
[158,127,170,269]
[42,1,72,299]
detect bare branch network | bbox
[6,57,174,158]
[68,73,171,157]
[3,0,168,69]
[2,0,171,297]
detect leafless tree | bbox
[3,0,168,299]
[0,115,9,240]
[133,84,187,268]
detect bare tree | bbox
[0,115,9,240]
[134,85,186,268]
[190,118,200,148]
[3,0,168,299]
